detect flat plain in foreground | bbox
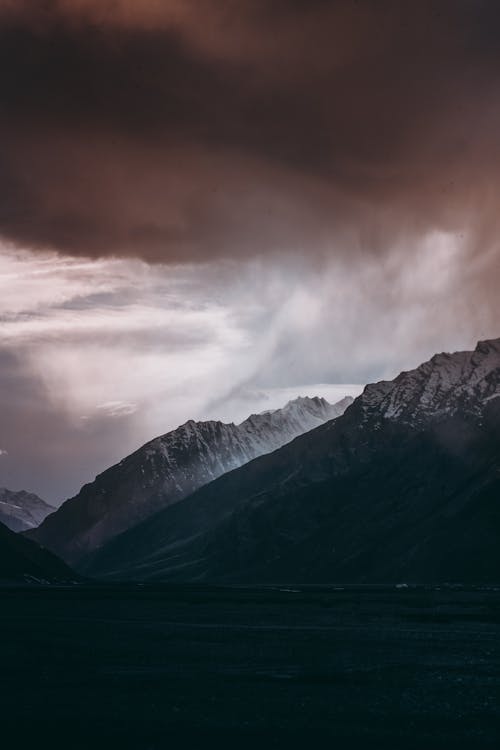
[1,584,499,748]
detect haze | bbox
[0,1,499,502]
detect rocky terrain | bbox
[0,487,54,532]
[81,339,500,583]
[29,395,352,565]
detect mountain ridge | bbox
[81,337,500,582]
[29,395,353,564]
[0,488,54,533]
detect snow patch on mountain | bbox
[138,396,355,500]
[0,488,54,532]
[30,394,353,564]
[360,338,500,425]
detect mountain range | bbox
[10,338,500,585]
[29,395,352,566]
[0,488,54,532]
[78,338,500,583]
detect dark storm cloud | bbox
[1,1,500,262]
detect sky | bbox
[1,1,500,503]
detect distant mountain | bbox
[0,488,55,532]
[0,521,76,584]
[29,395,353,565]
[82,338,500,583]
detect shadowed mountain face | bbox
[81,339,500,583]
[0,521,76,584]
[29,396,352,565]
[0,488,54,532]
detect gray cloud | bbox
[0,348,141,502]
[1,243,497,505]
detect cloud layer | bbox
[1,0,500,272]
[1,2,500,502]
[0,239,496,503]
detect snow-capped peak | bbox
[0,488,54,532]
[251,394,350,421]
[360,337,500,425]
[30,393,353,564]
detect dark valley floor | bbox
[1,584,499,749]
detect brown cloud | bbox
[0,1,500,265]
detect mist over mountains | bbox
[78,339,500,583]
[2,6,500,745]
[29,395,351,566]
[4,338,492,586]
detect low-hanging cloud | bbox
[0,0,500,273]
[0,238,496,503]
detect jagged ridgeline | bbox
[28,396,352,565]
[80,339,500,583]
[0,488,54,532]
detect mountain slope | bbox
[0,488,55,532]
[0,521,76,584]
[82,338,500,583]
[29,395,352,565]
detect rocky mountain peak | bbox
[359,337,500,426]
[0,488,54,533]
[29,393,353,564]
[81,336,500,584]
